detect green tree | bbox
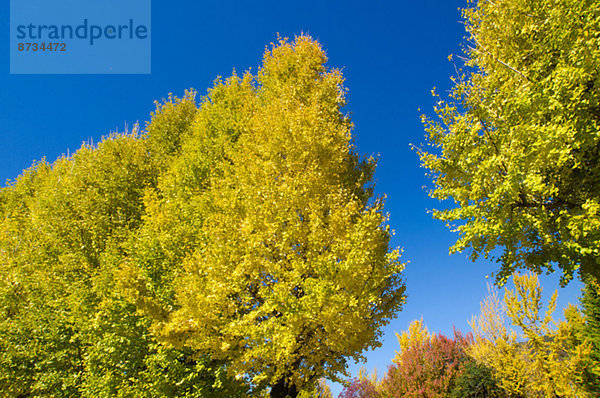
[449,358,511,398]
[0,132,159,397]
[580,278,600,394]
[418,0,600,284]
[122,36,406,398]
[0,94,247,397]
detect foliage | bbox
[0,131,154,397]
[418,0,600,284]
[469,273,592,397]
[580,277,600,394]
[337,367,381,398]
[0,95,247,396]
[0,35,403,398]
[119,35,406,398]
[449,358,510,398]
[380,325,473,398]
[340,321,509,398]
[339,378,380,398]
[393,318,431,362]
[297,379,333,398]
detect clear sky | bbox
[0,1,584,395]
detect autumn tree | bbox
[418,0,600,284]
[339,378,380,398]
[0,36,403,398]
[394,317,432,358]
[469,273,592,397]
[297,379,333,398]
[0,94,248,397]
[339,320,509,398]
[379,320,474,398]
[338,366,382,398]
[121,36,406,398]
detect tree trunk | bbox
[270,376,298,398]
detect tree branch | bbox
[469,36,532,82]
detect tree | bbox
[339,378,380,398]
[449,358,511,398]
[0,95,248,397]
[339,321,509,398]
[380,320,473,398]
[393,317,432,359]
[580,277,600,394]
[418,0,600,284]
[121,36,406,398]
[469,273,592,397]
[297,379,333,398]
[0,131,159,397]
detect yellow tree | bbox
[469,273,591,397]
[0,100,251,397]
[394,318,432,363]
[418,0,600,285]
[123,36,406,398]
[297,379,333,398]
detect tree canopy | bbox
[469,273,591,397]
[580,278,600,393]
[384,321,474,398]
[418,0,600,284]
[0,35,405,398]
[339,320,508,398]
[0,127,247,397]
[121,36,406,397]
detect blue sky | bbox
[0,1,584,395]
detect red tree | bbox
[338,378,380,398]
[380,329,472,398]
